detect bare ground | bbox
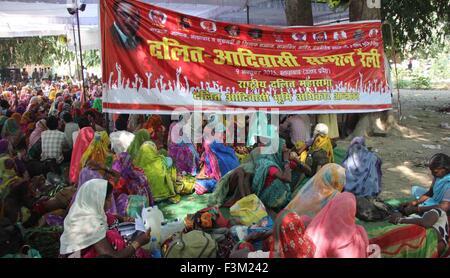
[336,89,450,200]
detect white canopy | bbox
[0,0,349,49]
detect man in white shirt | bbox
[41,116,69,164]
[109,117,135,154]
[61,112,79,149]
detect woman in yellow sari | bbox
[80,131,113,170]
[294,123,334,175]
[285,163,345,219]
[133,141,180,203]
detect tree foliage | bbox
[82,49,101,68]
[0,36,75,68]
[0,35,101,69]
[322,0,449,58]
[381,0,449,58]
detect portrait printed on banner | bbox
[110,0,142,50]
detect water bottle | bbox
[160,218,185,243]
[150,237,162,258]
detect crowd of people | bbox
[0,76,448,259]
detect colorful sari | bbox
[199,140,240,181]
[368,223,440,258]
[305,192,369,258]
[1,118,21,146]
[92,98,102,113]
[127,129,150,161]
[11,113,21,127]
[0,116,7,132]
[308,133,334,163]
[268,210,315,258]
[28,119,47,151]
[112,152,153,206]
[0,142,18,194]
[286,163,345,218]
[208,148,260,207]
[144,115,166,149]
[252,138,291,210]
[133,141,179,202]
[69,127,95,184]
[167,122,199,175]
[343,137,382,197]
[80,131,112,170]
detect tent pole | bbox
[246,1,250,24]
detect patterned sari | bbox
[252,138,291,210]
[286,163,345,218]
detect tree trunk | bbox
[349,0,381,21]
[285,0,314,26]
[348,0,395,138]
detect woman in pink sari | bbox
[69,127,95,184]
[305,192,370,258]
[28,119,47,151]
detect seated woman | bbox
[59,179,151,258]
[230,210,316,258]
[167,116,199,176]
[126,129,150,161]
[133,141,180,203]
[305,192,370,258]
[285,163,346,218]
[27,119,47,161]
[112,152,154,214]
[208,147,261,208]
[144,115,167,150]
[400,153,449,216]
[342,137,382,197]
[69,126,95,185]
[195,137,240,195]
[296,123,334,176]
[0,139,20,194]
[0,178,36,225]
[79,131,113,174]
[1,118,22,151]
[251,138,293,212]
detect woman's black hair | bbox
[106,182,113,199]
[429,153,450,171]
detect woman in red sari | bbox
[230,210,315,258]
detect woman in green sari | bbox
[133,141,180,203]
[92,98,102,113]
[127,129,150,160]
[252,138,293,211]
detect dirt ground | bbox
[336,89,450,200]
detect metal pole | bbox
[246,4,250,24]
[76,8,87,102]
[72,22,80,81]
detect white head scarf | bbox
[313,123,329,137]
[59,179,109,255]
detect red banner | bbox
[100,0,392,114]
